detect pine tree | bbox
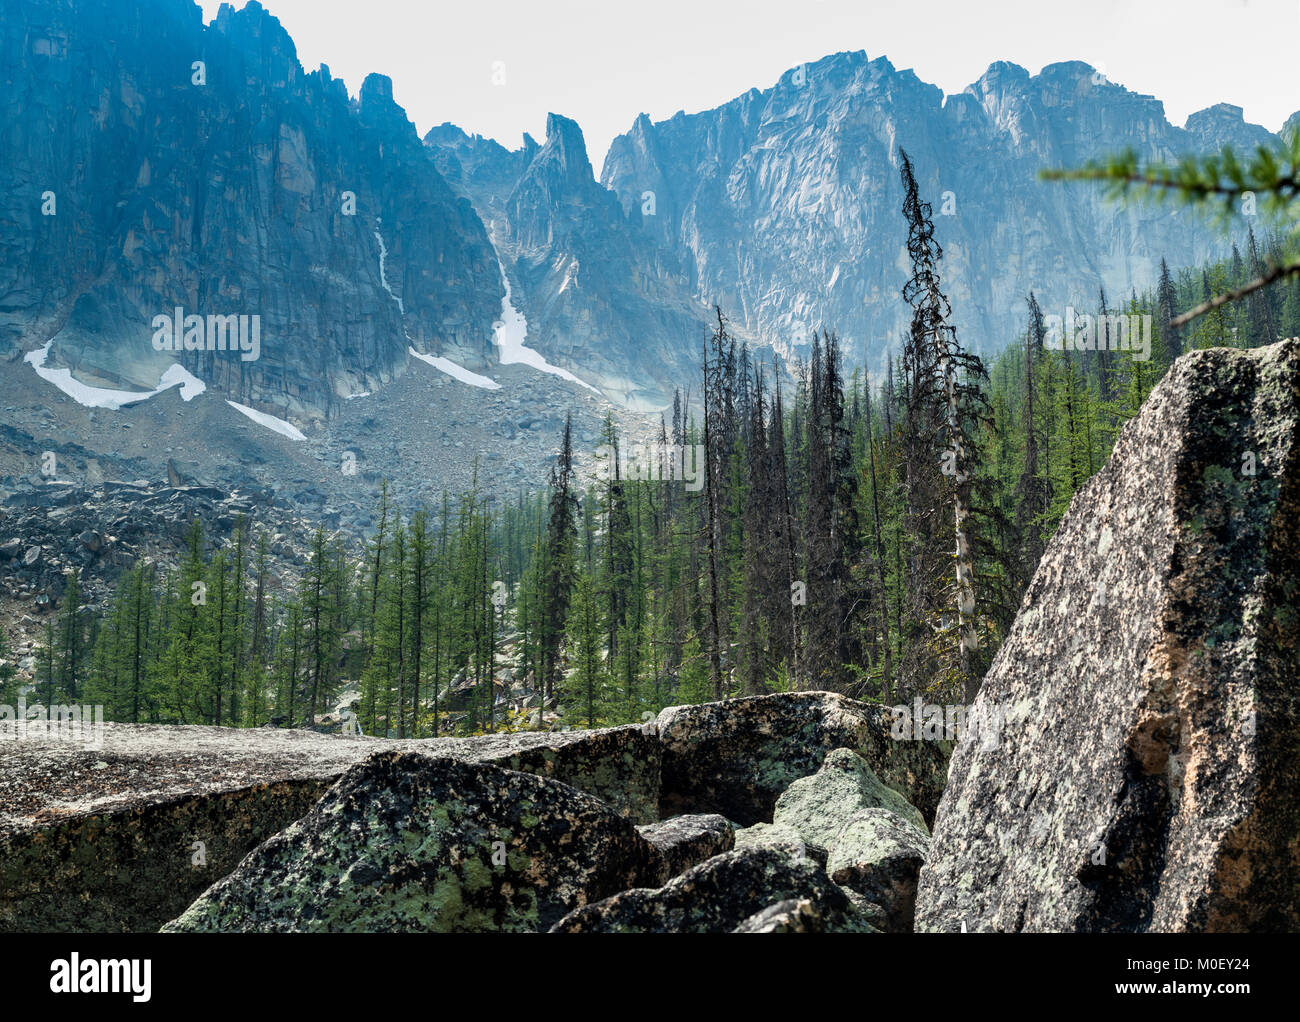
[540,417,578,703]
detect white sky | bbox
[200,0,1299,170]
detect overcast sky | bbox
[200,0,1299,171]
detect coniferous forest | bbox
[13,156,1297,738]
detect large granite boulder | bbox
[0,720,657,932]
[164,752,663,933]
[549,847,869,933]
[654,691,948,826]
[916,340,1300,933]
[424,724,660,823]
[637,814,735,882]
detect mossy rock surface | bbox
[164,751,663,933]
[549,847,871,933]
[773,747,928,858]
[654,691,948,827]
[827,808,929,933]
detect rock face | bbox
[655,691,947,827]
[164,752,663,932]
[915,340,1300,933]
[733,821,814,864]
[0,723,381,933]
[637,814,735,882]
[601,51,1281,370]
[2,0,500,421]
[772,747,928,858]
[426,116,707,409]
[827,809,929,933]
[549,847,868,933]
[0,720,657,932]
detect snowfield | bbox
[225,400,307,441]
[25,342,207,409]
[492,260,599,393]
[409,347,501,390]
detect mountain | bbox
[426,115,709,410]
[601,51,1284,369]
[1,0,502,424]
[2,2,1291,430]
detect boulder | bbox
[423,724,660,823]
[0,720,657,932]
[549,847,869,933]
[654,691,948,826]
[733,821,815,864]
[826,808,929,933]
[165,752,662,933]
[773,747,928,858]
[916,340,1300,933]
[637,814,734,882]
[733,897,870,933]
[0,722,379,934]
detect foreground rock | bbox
[827,809,929,933]
[734,821,815,863]
[0,721,656,932]
[916,340,1300,933]
[637,814,735,882]
[733,898,870,933]
[549,847,869,933]
[655,691,947,826]
[165,753,662,932]
[773,748,928,858]
[425,725,660,823]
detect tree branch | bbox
[1171,257,1300,327]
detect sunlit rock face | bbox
[916,340,1300,933]
[601,51,1281,372]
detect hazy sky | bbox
[200,0,1298,171]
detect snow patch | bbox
[491,260,598,393]
[225,400,307,441]
[409,347,501,390]
[24,342,207,409]
[373,219,404,314]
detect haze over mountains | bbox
[3,0,1294,435]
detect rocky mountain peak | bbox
[210,0,301,87]
[537,112,596,190]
